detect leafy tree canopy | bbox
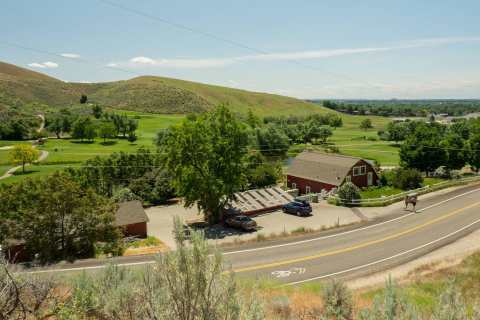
[162,105,249,223]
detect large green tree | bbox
[469,133,480,171]
[255,125,290,157]
[98,121,116,143]
[163,105,249,223]
[0,172,121,262]
[441,133,469,171]
[400,123,447,174]
[360,118,373,131]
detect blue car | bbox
[282,201,312,217]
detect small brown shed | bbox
[115,200,149,238]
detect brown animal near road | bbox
[404,193,418,212]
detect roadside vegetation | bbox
[2,222,480,319]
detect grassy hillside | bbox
[0,61,330,116]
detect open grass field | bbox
[330,115,399,166]
[0,111,396,184]
[0,112,184,184]
[41,112,183,164]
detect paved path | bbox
[18,184,480,288]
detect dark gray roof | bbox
[287,151,362,186]
[115,200,149,227]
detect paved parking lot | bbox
[146,201,363,249]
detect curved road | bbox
[22,184,480,285]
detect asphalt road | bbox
[22,184,480,285]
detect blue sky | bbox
[1,0,479,99]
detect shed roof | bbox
[286,151,363,186]
[115,200,149,227]
[227,187,294,215]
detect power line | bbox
[0,41,142,78]
[95,0,383,89]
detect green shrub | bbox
[394,168,423,190]
[381,168,423,190]
[112,187,141,203]
[322,280,353,320]
[337,182,361,205]
[127,236,161,248]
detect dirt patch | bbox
[123,244,170,256]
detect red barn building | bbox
[287,151,379,194]
[115,200,149,238]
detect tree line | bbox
[0,111,41,140]
[319,99,480,117]
[380,119,480,174]
[45,105,138,143]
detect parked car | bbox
[282,200,312,217]
[225,215,257,231]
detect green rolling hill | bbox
[0,61,330,116]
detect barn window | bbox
[292,182,297,189]
[346,175,351,182]
[360,166,367,175]
[353,167,360,176]
[306,186,311,194]
[353,166,367,176]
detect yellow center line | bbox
[231,201,480,273]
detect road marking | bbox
[231,200,480,274]
[223,187,480,256]
[416,187,480,212]
[285,216,480,286]
[271,267,306,278]
[24,260,157,275]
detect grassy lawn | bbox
[360,177,448,199]
[360,186,404,199]
[0,165,66,184]
[423,177,445,185]
[0,112,184,184]
[330,115,398,166]
[0,150,10,164]
[0,165,10,177]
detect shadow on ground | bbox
[190,224,261,240]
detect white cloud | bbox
[131,56,157,65]
[115,36,480,69]
[42,61,58,68]
[28,63,46,69]
[60,53,81,59]
[129,56,230,68]
[27,61,59,69]
[106,62,118,67]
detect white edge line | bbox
[23,261,157,275]
[284,217,480,286]
[222,187,480,256]
[21,187,480,275]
